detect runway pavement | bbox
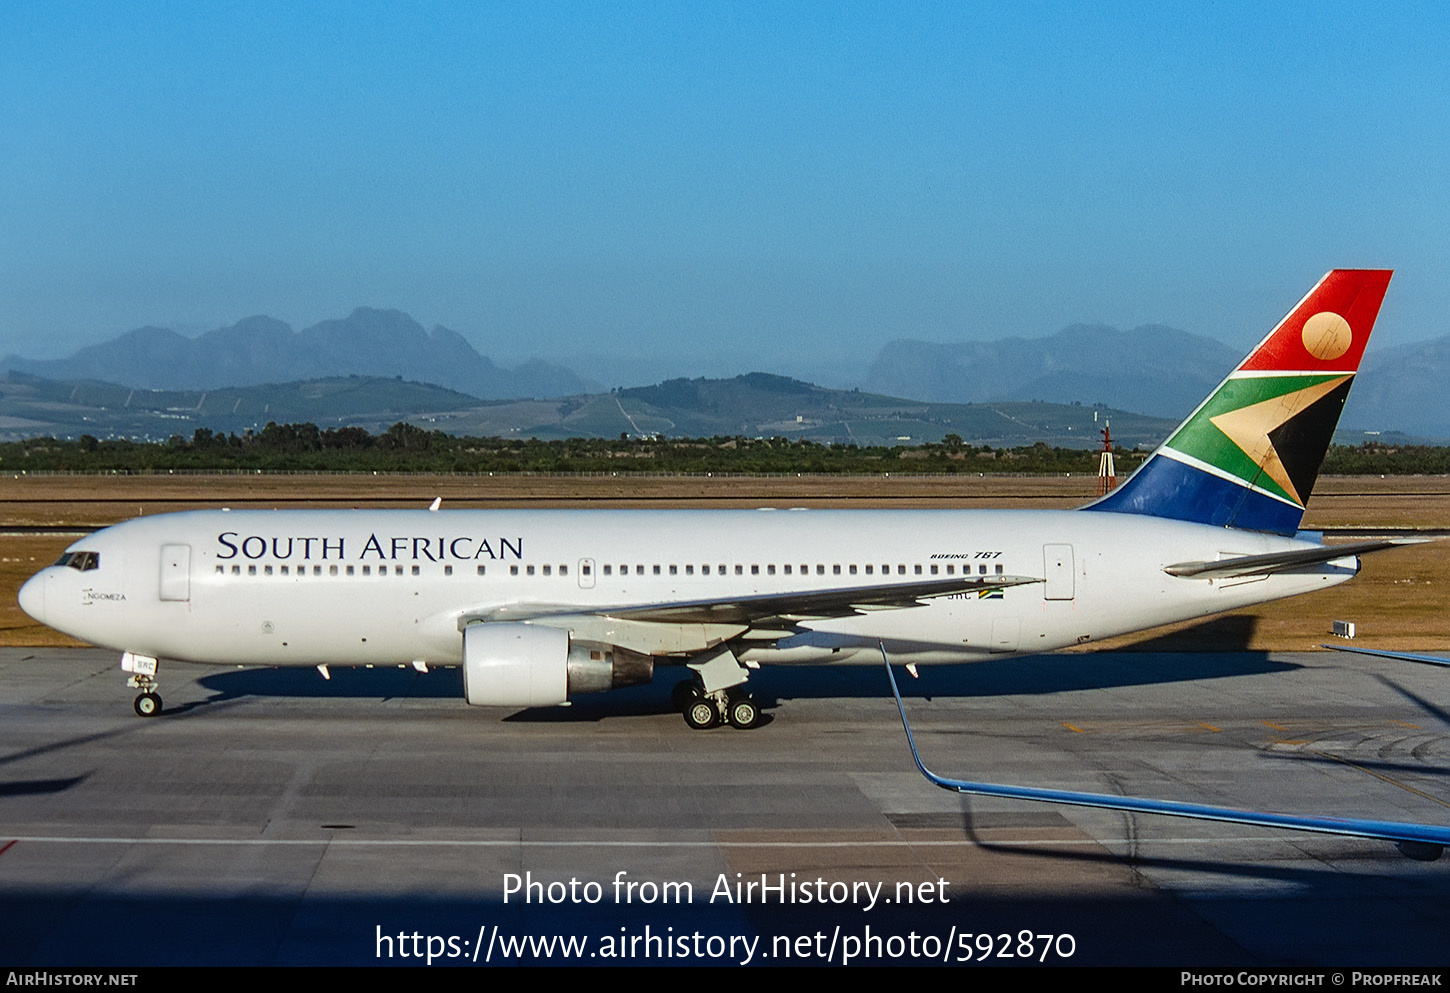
[2,645,1448,966]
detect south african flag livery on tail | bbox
[1090,270,1392,535]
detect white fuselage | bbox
[19,507,1356,669]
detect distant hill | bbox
[0,370,1177,449]
[864,324,1241,419]
[1343,332,1450,438]
[422,372,1175,448]
[0,308,593,401]
[0,372,487,442]
[863,322,1450,440]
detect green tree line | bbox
[5,424,1446,476]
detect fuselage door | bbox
[989,617,1020,653]
[578,558,595,589]
[159,544,191,602]
[1043,543,1075,600]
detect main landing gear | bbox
[672,678,760,730]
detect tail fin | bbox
[1089,269,1392,534]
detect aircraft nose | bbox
[17,571,45,623]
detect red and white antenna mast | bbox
[1096,423,1117,496]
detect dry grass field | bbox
[2,472,1446,652]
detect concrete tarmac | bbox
[2,645,1448,967]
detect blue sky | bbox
[2,2,1447,386]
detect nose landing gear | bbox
[122,652,163,717]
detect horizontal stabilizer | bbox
[1164,538,1426,580]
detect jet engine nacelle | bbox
[462,622,654,707]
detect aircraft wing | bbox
[463,574,1041,627]
[1164,538,1426,580]
[884,651,1450,861]
[1322,644,1450,668]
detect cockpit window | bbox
[55,551,99,572]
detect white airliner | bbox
[25,269,1450,856]
[16,269,1412,734]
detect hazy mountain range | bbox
[1342,335,1450,440]
[865,325,1450,438]
[0,368,1176,448]
[0,308,594,401]
[3,308,1447,438]
[864,324,1241,418]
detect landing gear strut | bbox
[675,645,760,730]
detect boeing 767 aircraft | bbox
[18,270,1410,736]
